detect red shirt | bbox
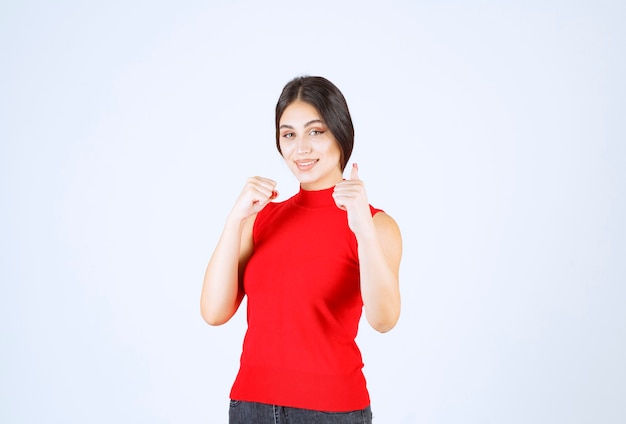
[230,185,381,411]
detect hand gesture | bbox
[332,164,375,236]
[229,176,278,222]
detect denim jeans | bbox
[229,400,373,424]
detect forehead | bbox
[279,101,322,124]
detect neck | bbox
[294,185,337,208]
[299,171,344,191]
[300,181,342,191]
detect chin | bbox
[292,170,315,182]
[294,176,317,188]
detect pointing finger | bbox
[350,163,359,180]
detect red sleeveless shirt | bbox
[229,185,382,411]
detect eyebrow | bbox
[279,119,325,130]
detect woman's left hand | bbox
[334,162,402,333]
[332,163,376,237]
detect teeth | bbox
[298,160,316,166]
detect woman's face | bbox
[278,100,343,190]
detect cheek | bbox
[326,140,342,159]
[278,141,288,155]
[279,142,295,162]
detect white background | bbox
[1,1,625,423]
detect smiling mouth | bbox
[295,159,318,170]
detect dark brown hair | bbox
[275,76,354,171]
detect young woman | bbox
[201,76,402,423]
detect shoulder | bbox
[372,211,402,264]
[255,197,291,224]
[251,197,294,240]
[369,205,397,229]
[373,211,402,241]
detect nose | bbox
[296,136,312,155]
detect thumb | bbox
[350,162,359,180]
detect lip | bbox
[295,159,318,171]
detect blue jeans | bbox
[229,400,373,424]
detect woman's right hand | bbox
[202,176,276,326]
[229,176,278,221]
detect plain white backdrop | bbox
[1,1,625,423]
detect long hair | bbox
[275,76,354,172]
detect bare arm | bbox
[200,177,277,326]
[200,214,254,326]
[356,212,402,333]
[333,164,402,333]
